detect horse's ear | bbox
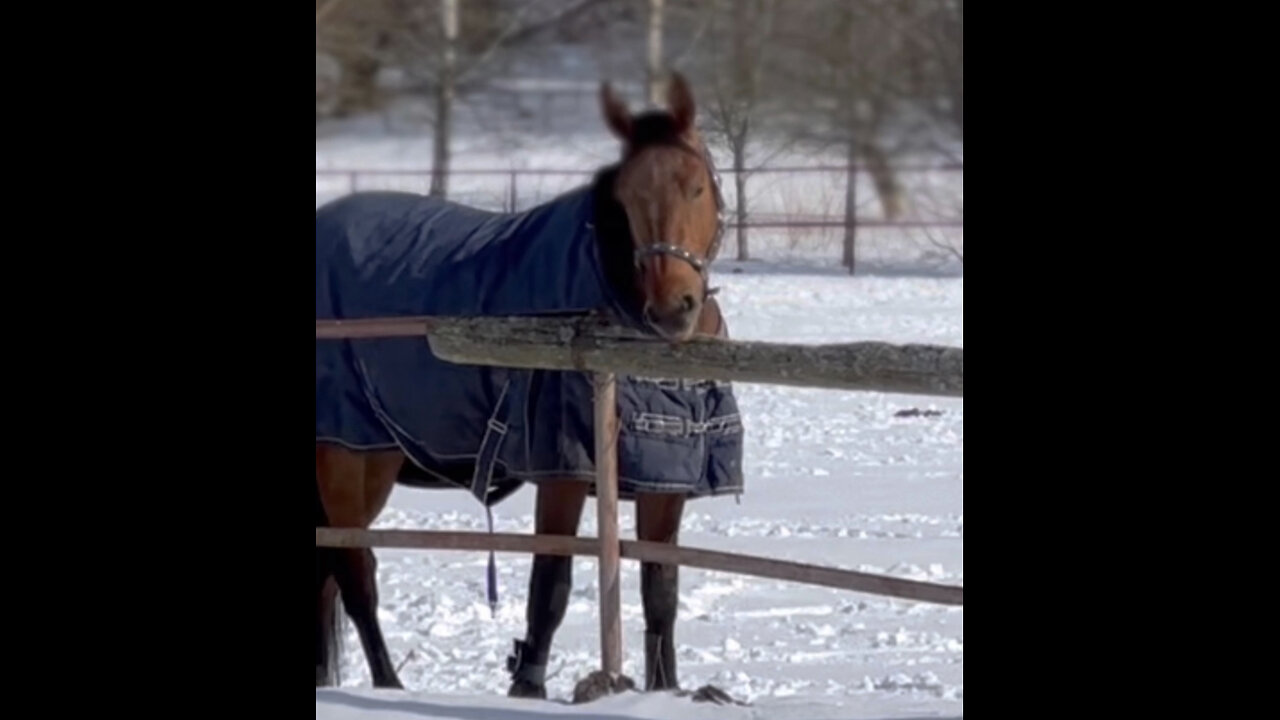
[668,71,695,134]
[600,81,631,141]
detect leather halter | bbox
[629,140,727,296]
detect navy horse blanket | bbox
[316,185,744,506]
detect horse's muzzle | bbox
[644,294,700,339]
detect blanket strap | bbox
[471,378,513,618]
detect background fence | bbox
[315,164,964,269]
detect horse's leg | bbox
[316,445,404,688]
[316,573,341,686]
[637,492,739,704]
[636,491,685,692]
[316,460,343,687]
[508,479,589,699]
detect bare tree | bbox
[938,0,963,145]
[906,0,962,157]
[882,0,963,262]
[771,1,917,273]
[328,0,609,197]
[315,0,395,119]
[647,0,665,105]
[431,0,459,197]
[703,0,776,261]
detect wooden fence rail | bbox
[315,527,963,606]
[316,315,963,398]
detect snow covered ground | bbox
[316,128,962,719]
[317,686,962,720]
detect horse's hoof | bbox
[572,670,636,704]
[507,679,547,700]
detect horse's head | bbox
[600,72,724,341]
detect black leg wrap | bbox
[641,561,679,691]
[508,554,572,698]
[524,554,573,661]
[506,639,548,686]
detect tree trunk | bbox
[330,52,381,117]
[731,1,749,261]
[840,5,857,274]
[430,0,458,198]
[842,138,857,274]
[647,0,665,106]
[863,142,902,221]
[734,140,748,261]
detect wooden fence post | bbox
[593,372,622,676]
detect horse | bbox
[316,72,742,702]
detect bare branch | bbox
[669,4,716,68]
[920,225,964,263]
[457,0,610,85]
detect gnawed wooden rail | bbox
[315,527,964,607]
[315,315,963,398]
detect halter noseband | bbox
[631,141,727,294]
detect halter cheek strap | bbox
[634,243,708,274]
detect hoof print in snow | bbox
[894,408,943,418]
[677,684,747,706]
[571,671,636,704]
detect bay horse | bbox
[316,72,741,702]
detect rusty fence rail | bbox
[315,165,964,229]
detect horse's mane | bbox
[590,165,635,316]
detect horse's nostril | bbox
[681,294,696,313]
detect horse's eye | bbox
[691,185,704,199]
